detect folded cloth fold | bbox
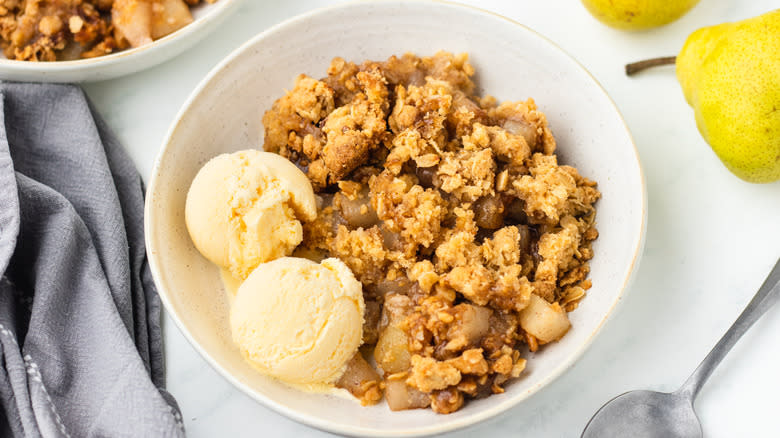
[0,82,184,438]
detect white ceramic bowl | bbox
[0,0,242,83]
[145,1,647,436]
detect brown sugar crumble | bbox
[263,51,601,414]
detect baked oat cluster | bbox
[263,51,601,414]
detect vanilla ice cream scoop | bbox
[185,150,316,279]
[230,257,364,385]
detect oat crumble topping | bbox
[263,51,600,414]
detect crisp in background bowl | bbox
[145,1,647,436]
[0,0,243,83]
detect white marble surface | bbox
[84,1,780,436]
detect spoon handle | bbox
[678,258,780,400]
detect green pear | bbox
[676,10,780,183]
[581,0,699,31]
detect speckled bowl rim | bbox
[145,1,648,436]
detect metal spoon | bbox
[582,258,780,438]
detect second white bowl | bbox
[0,0,243,83]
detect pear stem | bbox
[625,56,677,76]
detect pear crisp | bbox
[263,51,600,414]
[0,0,216,61]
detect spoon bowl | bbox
[582,258,780,438]
[582,390,701,438]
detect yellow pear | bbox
[676,10,780,183]
[581,0,699,30]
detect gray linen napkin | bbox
[0,82,185,438]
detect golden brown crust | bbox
[263,51,601,414]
